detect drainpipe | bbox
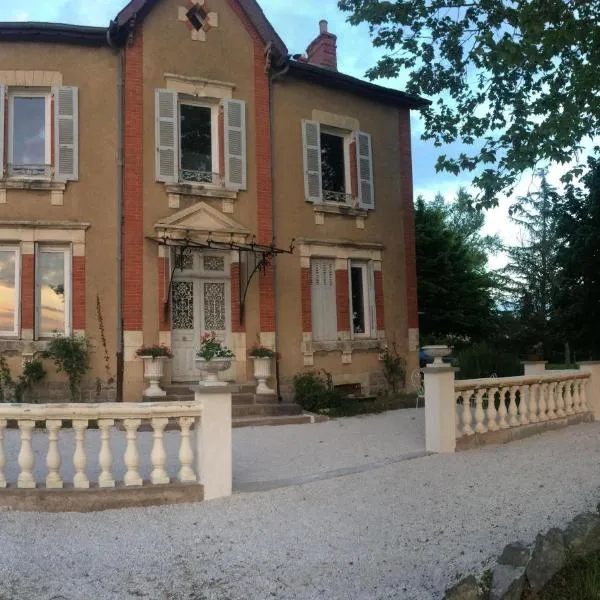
[107,24,125,402]
[269,57,290,402]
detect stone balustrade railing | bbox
[454,371,590,438]
[0,401,203,491]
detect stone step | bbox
[233,415,315,428]
[162,382,257,396]
[232,403,303,418]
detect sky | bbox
[0,0,536,267]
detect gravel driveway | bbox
[1,410,599,600]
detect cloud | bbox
[14,11,30,21]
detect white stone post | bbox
[523,361,547,376]
[423,364,457,453]
[579,362,600,420]
[193,386,233,500]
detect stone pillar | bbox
[423,365,457,453]
[193,386,233,500]
[578,362,600,420]
[522,361,547,376]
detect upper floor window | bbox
[302,120,374,209]
[155,88,247,190]
[0,84,79,182]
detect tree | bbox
[503,173,561,356]
[415,190,499,341]
[338,0,600,207]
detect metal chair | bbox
[411,369,425,409]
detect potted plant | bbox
[195,332,235,386]
[136,345,173,398]
[248,343,276,395]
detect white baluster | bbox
[0,419,6,488]
[508,386,519,427]
[546,382,557,420]
[538,382,548,421]
[178,416,196,482]
[497,387,509,429]
[519,385,529,425]
[486,387,498,431]
[73,419,89,489]
[474,388,487,433]
[151,417,170,485]
[45,419,63,489]
[572,379,581,413]
[123,418,143,486]
[580,379,589,412]
[564,381,574,415]
[555,381,566,418]
[98,419,115,488]
[528,383,539,423]
[17,420,36,489]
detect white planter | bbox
[195,358,232,387]
[422,345,452,367]
[141,356,167,398]
[250,356,275,395]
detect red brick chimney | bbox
[306,20,338,71]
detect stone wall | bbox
[25,381,117,403]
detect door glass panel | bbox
[0,251,16,333]
[350,265,366,334]
[39,250,66,336]
[172,281,194,330]
[203,282,226,331]
[203,256,225,272]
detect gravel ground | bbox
[0,413,599,599]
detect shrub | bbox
[42,335,90,402]
[293,370,361,417]
[0,356,46,403]
[380,343,406,394]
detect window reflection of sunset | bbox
[39,251,65,336]
[0,251,16,334]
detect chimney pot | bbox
[319,20,328,34]
[306,19,338,71]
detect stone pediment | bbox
[154,201,249,238]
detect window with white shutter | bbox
[0,84,4,179]
[311,258,337,341]
[224,99,246,190]
[356,131,374,209]
[155,89,178,183]
[54,86,78,181]
[302,120,323,203]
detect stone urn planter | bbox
[195,358,231,387]
[141,357,167,398]
[422,345,452,367]
[250,357,275,395]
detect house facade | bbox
[0,0,428,401]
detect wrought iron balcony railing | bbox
[179,170,223,186]
[7,164,53,178]
[323,189,354,204]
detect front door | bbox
[171,252,231,381]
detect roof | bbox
[0,22,108,46]
[287,60,430,110]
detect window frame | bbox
[320,125,352,204]
[349,260,372,339]
[0,245,21,338]
[178,98,220,185]
[35,244,72,339]
[7,88,52,179]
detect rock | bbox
[564,513,600,557]
[525,528,566,592]
[444,575,481,600]
[491,542,531,600]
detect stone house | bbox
[0,0,429,401]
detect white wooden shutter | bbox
[54,86,79,181]
[155,89,178,183]
[224,99,247,190]
[0,84,5,178]
[311,258,337,341]
[356,131,374,209]
[302,120,322,203]
[367,261,377,337]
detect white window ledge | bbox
[0,179,66,192]
[302,337,386,365]
[313,204,367,217]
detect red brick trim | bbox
[123,29,144,332]
[20,254,34,332]
[374,270,385,331]
[399,110,418,330]
[301,267,311,333]
[158,256,170,332]
[230,262,244,333]
[72,255,85,331]
[335,269,350,333]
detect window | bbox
[0,247,20,337]
[36,246,71,338]
[8,91,51,177]
[349,262,372,337]
[186,4,208,30]
[179,103,215,184]
[320,129,349,203]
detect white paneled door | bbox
[171,252,231,382]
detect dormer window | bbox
[186,4,208,31]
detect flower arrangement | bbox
[135,345,173,359]
[196,332,235,361]
[248,343,276,359]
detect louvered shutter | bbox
[367,261,377,337]
[302,120,322,203]
[155,89,178,183]
[54,86,79,181]
[0,84,4,178]
[224,99,247,190]
[356,131,374,209]
[311,259,337,341]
